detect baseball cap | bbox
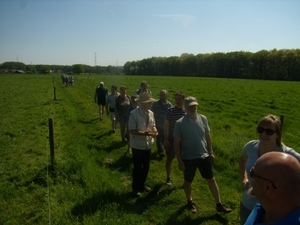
[184,96,199,107]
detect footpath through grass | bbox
[1,74,300,224]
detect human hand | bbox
[210,154,215,164]
[150,130,158,137]
[242,179,249,190]
[178,161,185,171]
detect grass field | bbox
[1,74,300,225]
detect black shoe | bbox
[187,201,197,213]
[216,203,232,213]
[159,152,165,157]
[139,186,151,192]
[165,177,172,186]
[132,191,141,198]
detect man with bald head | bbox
[245,151,300,225]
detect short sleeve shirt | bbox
[165,106,186,142]
[173,114,210,160]
[129,108,156,150]
[95,87,108,101]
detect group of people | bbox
[94,80,300,224]
[61,74,74,86]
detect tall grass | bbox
[1,74,300,224]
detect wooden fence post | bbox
[52,76,56,100]
[53,87,56,100]
[48,118,55,169]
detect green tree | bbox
[0,61,26,71]
[40,66,50,74]
[72,64,84,74]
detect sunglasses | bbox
[256,126,276,135]
[250,167,277,189]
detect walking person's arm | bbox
[239,155,249,190]
[206,132,215,163]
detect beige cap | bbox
[185,96,199,107]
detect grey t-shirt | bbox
[173,114,210,160]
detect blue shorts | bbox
[183,156,214,182]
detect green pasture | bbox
[1,74,300,225]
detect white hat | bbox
[185,96,199,107]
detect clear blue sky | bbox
[0,0,299,66]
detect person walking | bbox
[151,90,172,157]
[135,81,152,96]
[94,81,108,120]
[163,92,186,185]
[106,85,120,134]
[128,92,158,197]
[239,114,300,224]
[174,96,232,214]
[115,86,131,142]
[126,95,139,154]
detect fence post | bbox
[48,118,55,169]
[53,87,56,100]
[53,76,56,100]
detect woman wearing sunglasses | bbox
[238,114,300,225]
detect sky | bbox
[0,0,299,67]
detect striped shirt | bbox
[151,100,172,129]
[165,106,186,141]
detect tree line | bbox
[124,49,300,81]
[1,48,300,80]
[0,62,123,75]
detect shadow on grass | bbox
[132,183,175,214]
[88,132,128,153]
[89,131,112,141]
[87,134,125,153]
[150,151,166,162]
[107,151,132,172]
[166,209,229,225]
[71,189,128,222]
[77,118,99,124]
[71,183,177,222]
